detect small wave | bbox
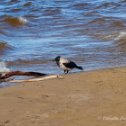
[121,0,126,2]
[95,2,119,9]
[94,31,126,50]
[0,41,12,53]
[111,20,125,27]
[90,18,106,25]
[89,17,125,29]
[4,16,28,27]
[9,0,19,3]
[23,2,32,7]
[114,32,126,49]
[11,8,21,12]
[93,31,126,41]
[115,32,126,52]
[43,8,61,16]
[73,3,93,10]
[114,32,126,41]
[72,3,90,10]
[7,59,49,66]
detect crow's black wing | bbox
[63,61,77,69]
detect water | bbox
[0,0,126,78]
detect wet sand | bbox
[0,67,126,126]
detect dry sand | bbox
[0,67,126,126]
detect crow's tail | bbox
[76,66,83,70]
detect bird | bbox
[54,56,83,74]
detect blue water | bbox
[0,0,126,75]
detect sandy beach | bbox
[0,67,126,126]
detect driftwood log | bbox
[0,71,63,82]
[9,75,63,83]
[0,71,46,80]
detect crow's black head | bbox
[54,56,60,66]
[55,56,60,62]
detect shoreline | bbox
[0,66,126,125]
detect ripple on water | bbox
[0,41,12,55]
[43,7,62,16]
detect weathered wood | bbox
[0,71,46,80]
[0,71,63,83]
[8,75,63,83]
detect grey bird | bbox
[54,56,83,74]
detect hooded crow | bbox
[54,56,83,74]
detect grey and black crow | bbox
[54,56,83,74]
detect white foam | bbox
[0,62,10,73]
[18,17,28,24]
[114,32,126,41]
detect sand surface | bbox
[0,67,126,126]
